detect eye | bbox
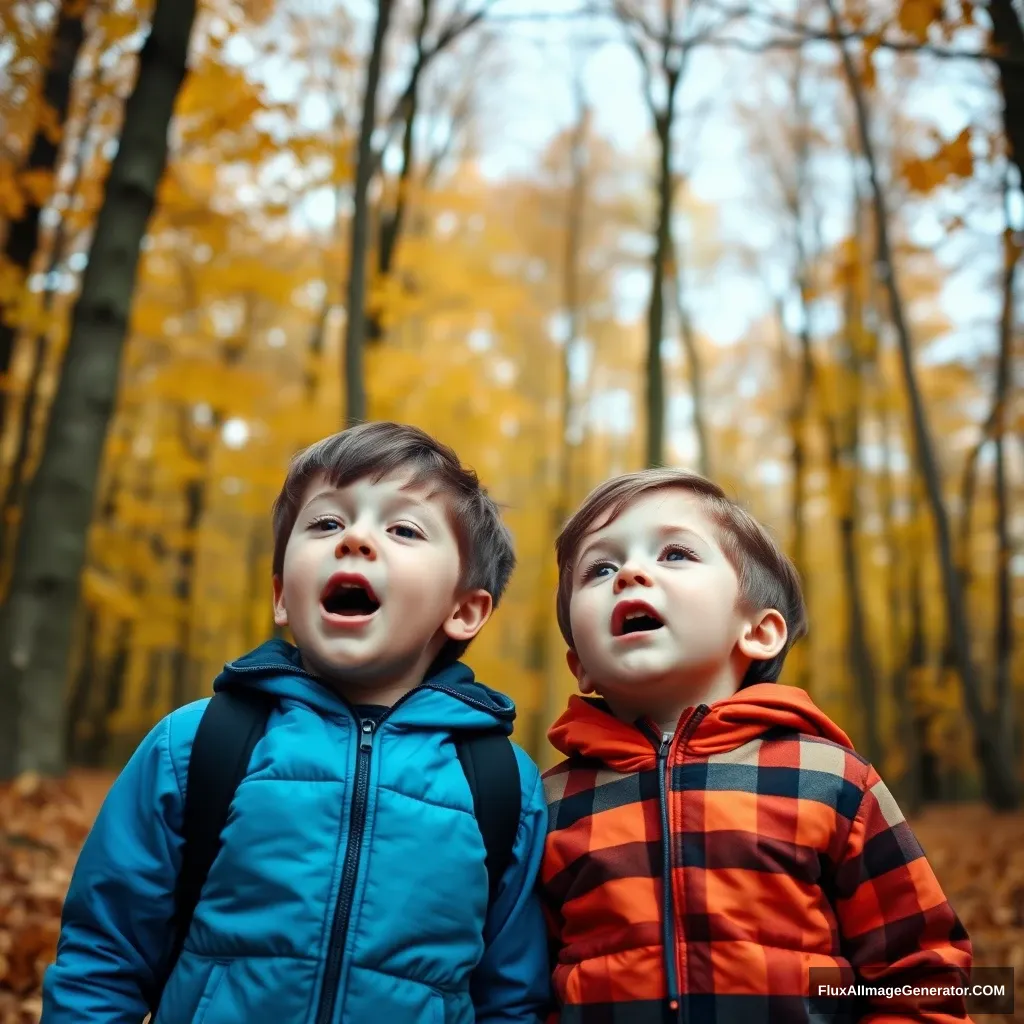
[310,515,342,532]
[662,543,697,562]
[580,560,616,583]
[390,523,423,540]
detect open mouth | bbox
[321,574,380,617]
[611,601,664,637]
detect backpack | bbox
[152,689,521,1012]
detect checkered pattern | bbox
[540,691,973,1023]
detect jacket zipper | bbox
[653,705,710,1023]
[314,715,375,1024]
[656,730,681,1020]
[302,676,505,1024]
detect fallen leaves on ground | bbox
[0,772,94,1024]
[1,775,1021,1022]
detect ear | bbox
[272,574,289,628]
[566,648,597,695]
[441,588,493,643]
[737,608,787,663]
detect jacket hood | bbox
[213,638,517,735]
[547,683,853,772]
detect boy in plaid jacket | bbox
[540,468,972,1023]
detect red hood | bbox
[547,684,854,773]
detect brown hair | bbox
[271,421,515,664]
[555,468,807,686]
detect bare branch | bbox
[701,0,1024,66]
[370,1,495,177]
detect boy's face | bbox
[566,488,783,717]
[272,470,491,699]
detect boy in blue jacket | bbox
[42,421,551,1024]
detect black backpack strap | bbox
[151,689,274,1011]
[455,731,521,909]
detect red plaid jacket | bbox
[540,685,973,1023]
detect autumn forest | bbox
[1,0,1023,1015]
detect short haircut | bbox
[271,421,515,665]
[555,468,807,686]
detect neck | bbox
[300,645,446,708]
[598,664,742,737]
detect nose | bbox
[614,562,652,592]
[335,527,377,561]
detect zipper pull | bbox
[359,720,374,752]
[659,732,672,759]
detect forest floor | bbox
[1,770,1022,1022]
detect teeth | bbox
[626,611,652,620]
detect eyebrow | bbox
[384,493,442,525]
[576,522,708,567]
[301,489,340,512]
[300,488,441,525]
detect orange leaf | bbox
[897,0,944,43]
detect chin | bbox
[307,647,381,678]
[606,650,680,680]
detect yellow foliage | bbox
[897,0,945,43]
[81,568,140,623]
[0,170,27,221]
[0,0,1012,798]
[899,128,974,194]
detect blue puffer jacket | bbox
[42,640,552,1024]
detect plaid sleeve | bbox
[540,886,564,1024]
[830,764,973,1022]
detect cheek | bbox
[282,548,317,598]
[569,593,602,644]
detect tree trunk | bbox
[832,194,880,766]
[556,82,588,528]
[772,298,812,693]
[367,0,432,346]
[774,47,815,679]
[789,272,816,681]
[64,605,97,763]
[876,377,921,813]
[0,89,101,563]
[0,0,88,432]
[828,0,1019,809]
[646,102,675,468]
[668,227,710,476]
[168,475,207,709]
[989,0,1024,189]
[0,0,198,780]
[343,0,395,425]
[906,479,940,802]
[992,187,1018,774]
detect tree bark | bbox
[556,81,588,527]
[0,89,101,562]
[992,186,1017,775]
[906,479,940,802]
[367,0,433,346]
[876,376,921,813]
[646,101,675,469]
[0,0,88,433]
[0,0,198,779]
[827,0,1018,808]
[668,227,710,476]
[771,47,814,672]
[832,192,880,767]
[771,298,812,693]
[343,0,395,425]
[988,0,1024,188]
[614,3,690,469]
